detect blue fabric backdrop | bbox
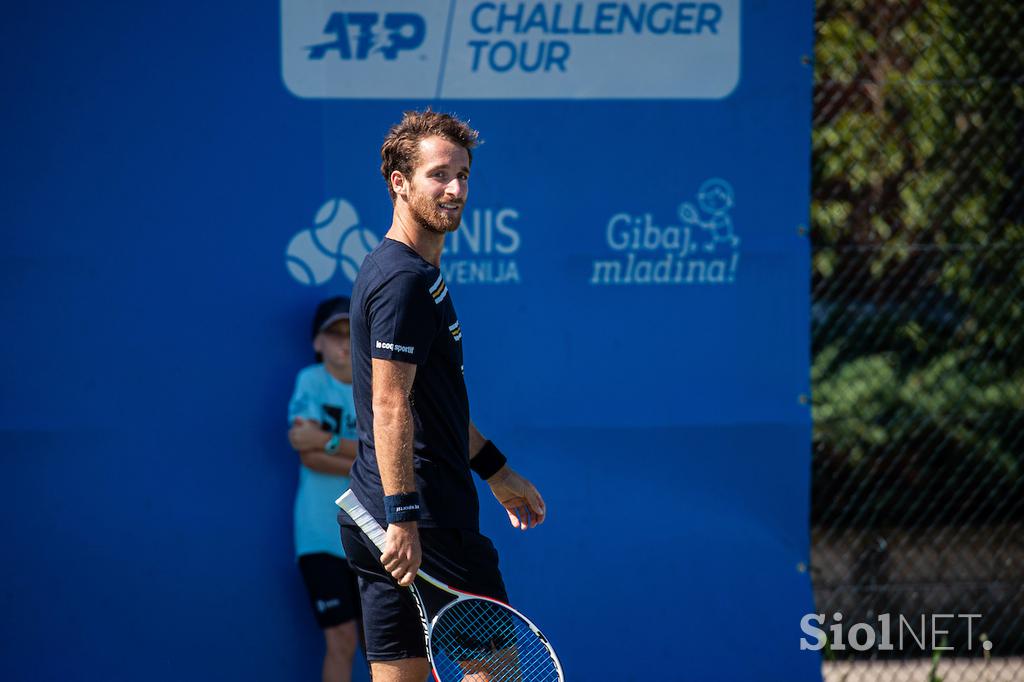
[1,2,817,679]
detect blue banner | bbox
[1,2,816,680]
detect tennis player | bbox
[340,110,547,682]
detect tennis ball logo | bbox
[285,198,380,286]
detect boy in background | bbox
[287,296,360,682]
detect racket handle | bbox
[338,492,489,597]
[336,490,389,553]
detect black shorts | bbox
[297,552,361,629]
[340,519,508,662]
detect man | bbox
[340,110,547,682]
[287,296,361,682]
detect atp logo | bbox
[285,199,379,287]
[307,12,426,61]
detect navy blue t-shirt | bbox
[348,238,478,529]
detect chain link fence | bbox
[810,1,1024,680]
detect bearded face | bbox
[397,135,470,234]
[407,177,464,233]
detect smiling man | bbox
[340,110,548,682]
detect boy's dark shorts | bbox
[340,517,508,662]
[297,552,361,629]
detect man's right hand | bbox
[381,521,421,587]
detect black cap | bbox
[311,296,351,339]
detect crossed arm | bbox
[373,357,547,587]
[288,417,357,476]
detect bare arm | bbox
[469,420,547,530]
[372,357,421,586]
[469,420,487,458]
[289,417,357,475]
[298,446,356,476]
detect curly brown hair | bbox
[380,110,480,203]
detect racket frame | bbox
[336,489,564,681]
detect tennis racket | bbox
[678,201,700,225]
[336,490,564,682]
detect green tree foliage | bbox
[811,0,1024,527]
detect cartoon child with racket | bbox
[678,178,740,251]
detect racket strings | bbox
[430,599,560,681]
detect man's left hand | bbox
[487,466,546,530]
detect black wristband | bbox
[384,492,421,523]
[470,440,508,480]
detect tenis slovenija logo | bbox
[285,199,380,286]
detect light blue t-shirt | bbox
[288,364,356,559]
